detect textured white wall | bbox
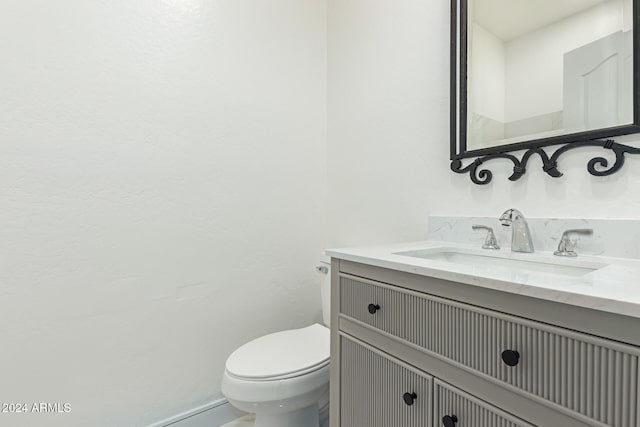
[0,1,326,426]
[327,0,640,250]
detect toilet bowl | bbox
[222,324,330,427]
[221,256,332,427]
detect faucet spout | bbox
[499,209,534,253]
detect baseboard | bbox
[148,398,246,427]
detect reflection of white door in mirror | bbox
[564,31,633,133]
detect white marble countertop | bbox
[327,240,640,319]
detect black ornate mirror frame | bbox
[450,0,640,184]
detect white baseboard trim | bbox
[148,398,246,427]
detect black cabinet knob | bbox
[367,303,380,314]
[402,392,417,406]
[442,415,458,427]
[501,349,520,367]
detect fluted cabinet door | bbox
[434,379,535,427]
[340,336,433,427]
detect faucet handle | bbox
[554,229,593,257]
[472,225,500,250]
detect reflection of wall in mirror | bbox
[468,23,506,148]
[468,0,631,150]
[505,0,628,122]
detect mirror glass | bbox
[467,0,634,151]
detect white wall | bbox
[327,0,442,247]
[0,1,326,426]
[327,0,640,250]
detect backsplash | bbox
[427,216,640,259]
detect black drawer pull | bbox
[402,392,417,406]
[501,349,520,367]
[442,415,458,427]
[367,303,380,314]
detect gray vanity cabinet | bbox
[340,337,432,427]
[330,260,640,427]
[434,379,534,427]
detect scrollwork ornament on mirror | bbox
[450,139,640,185]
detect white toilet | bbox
[221,256,332,427]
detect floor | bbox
[220,414,256,427]
[220,413,331,427]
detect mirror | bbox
[451,0,640,183]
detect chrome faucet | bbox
[554,229,593,257]
[499,209,534,253]
[471,225,500,250]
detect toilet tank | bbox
[318,254,331,327]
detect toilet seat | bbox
[225,323,329,381]
[226,358,329,381]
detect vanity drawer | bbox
[404,288,640,427]
[340,335,433,427]
[340,277,406,338]
[434,379,534,427]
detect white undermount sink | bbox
[393,248,607,277]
